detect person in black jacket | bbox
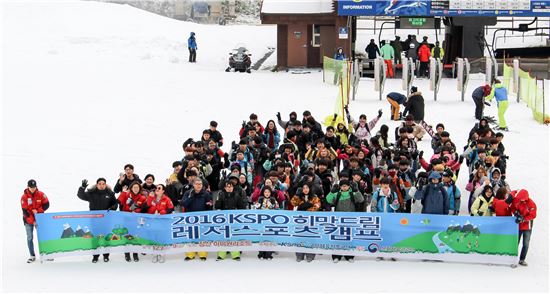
[471,85,492,120]
[78,178,118,263]
[114,164,142,193]
[402,86,425,122]
[215,181,247,260]
[181,179,213,261]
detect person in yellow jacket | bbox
[327,114,353,146]
[470,185,495,216]
[430,41,445,59]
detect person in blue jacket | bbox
[333,47,346,85]
[386,92,407,120]
[370,177,400,213]
[188,32,197,63]
[485,79,508,131]
[414,172,449,215]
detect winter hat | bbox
[428,172,441,180]
[442,170,453,178]
[410,86,418,93]
[27,179,37,188]
[417,171,428,179]
[289,111,297,119]
[230,163,241,172]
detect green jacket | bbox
[380,44,394,61]
[326,190,364,212]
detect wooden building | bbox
[260,0,351,68]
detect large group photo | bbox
[2,0,549,293]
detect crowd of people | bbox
[21,97,536,266]
[364,35,445,79]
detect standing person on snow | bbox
[485,79,509,131]
[146,184,174,263]
[417,42,431,78]
[380,40,395,78]
[430,41,444,60]
[333,47,346,84]
[391,36,403,65]
[290,183,321,262]
[188,32,197,63]
[509,189,537,266]
[118,181,148,262]
[21,179,50,263]
[77,178,118,263]
[402,87,425,131]
[414,172,449,215]
[386,92,406,120]
[441,171,461,215]
[182,179,213,261]
[471,84,492,120]
[215,181,247,261]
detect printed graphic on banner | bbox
[36,210,518,265]
[338,0,550,16]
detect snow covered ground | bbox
[2,0,549,292]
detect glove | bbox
[411,151,419,160]
[81,179,88,188]
[477,211,484,216]
[242,120,246,128]
[458,155,465,164]
[298,202,314,211]
[505,194,513,204]
[515,214,524,224]
[333,113,338,121]
[276,112,281,120]
[377,109,383,118]
[221,170,227,179]
[418,151,424,159]
[223,153,229,159]
[488,206,495,213]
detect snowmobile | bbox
[226,44,252,73]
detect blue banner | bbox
[338,0,550,17]
[36,210,518,265]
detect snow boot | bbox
[92,256,99,263]
[133,253,139,262]
[103,255,109,263]
[158,255,165,263]
[519,260,528,266]
[27,257,36,263]
[124,253,131,262]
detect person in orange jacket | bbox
[509,189,537,266]
[21,179,50,263]
[417,42,431,78]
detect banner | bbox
[37,210,518,265]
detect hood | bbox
[491,168,502,179]
[408,92,422,98]
[428,172,441,180]
[190,32,195,37]
[512,189,530,201]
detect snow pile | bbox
[2,0,549,292]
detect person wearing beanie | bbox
[485,79,509,131]
[402,86,425,122]
[471,84,492,120]
[326,180,364,263]
[21,179,50,263]
[441,171,461,215]
[276,111,298,134]
[414,172,449,215]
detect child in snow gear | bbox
[254,186,279,260]
[21,179,49,263]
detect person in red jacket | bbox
[21,179,50,263]
[117,181,148,262]
[417,43,431,78]
[491,187,511,217]
[146,184,174,263]
[509,189,537,266]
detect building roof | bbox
[261,0,334,14]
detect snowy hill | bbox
[2,0,549,292]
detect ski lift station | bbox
[260,0,550,73]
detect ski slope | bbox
[2,1,549,292]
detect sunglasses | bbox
[156,187,163,191]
